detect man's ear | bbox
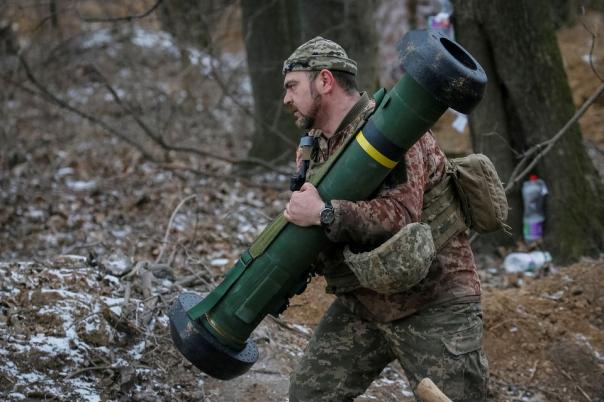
[317,69,335,94]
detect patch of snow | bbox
[129,340,146,360]
[239,223,253,234]
[81,28,112,48]
[17,371,47,384]
[131,27,179,57]
[30,333,74,356]
[576,333,604,364]
[66,86,95,104]
[289,324,311,335]
[156,314,170,328]
[67,378,102,402]
[103,274,121,285]
[55,166,74,177]
[66,179,98,192]
[103,252,132,275]
[0,358,19,376]
[210,258,230,267]
[103,87,126,102]
[26,208,45,220]
[110,227,132,238]
[172,213,190,231]
[84,318,101,333]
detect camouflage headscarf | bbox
[282,36,358,76]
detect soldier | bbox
[282,36,489,401]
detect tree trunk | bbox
[452,0,604,262]
[240,0,300,164]
[49,0,61,34]
[549,0,579,28]
[294,0,379,93]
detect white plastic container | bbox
[522,175,548,242]
[504,251,552,273]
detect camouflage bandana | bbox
[282,36,358,75]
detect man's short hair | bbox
[307,69,358,94]
[331,70,358,93]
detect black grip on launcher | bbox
[290,135,314,191]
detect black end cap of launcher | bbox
[398,29,487,114]
[168,292,258,380]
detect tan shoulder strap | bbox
[421,174,467,251]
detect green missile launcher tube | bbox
[169,30,487,380]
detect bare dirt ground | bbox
[1,5,603,402]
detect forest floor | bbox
[1,7,604,402]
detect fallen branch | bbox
[136,262,159,328]
[65,364,115,379]
[267,315,311,339]
[101,304,138,336]
[174,273,208,288]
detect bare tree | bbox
[452,0,604,262]
[240,0,300,165]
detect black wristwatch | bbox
[319,200,335,227]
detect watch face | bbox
[320,207,335,225]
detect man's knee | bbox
[392,303,489,401]
[433,348,488,401]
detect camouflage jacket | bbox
[308,93,481,323]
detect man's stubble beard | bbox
[294,86,322,130]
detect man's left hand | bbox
[284,182,323,226]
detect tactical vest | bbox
[321,165,468,294]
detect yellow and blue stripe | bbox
[355,120,405,168]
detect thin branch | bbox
[579,7,604,82]
[162,163,288,191]
[502,11,604,192]
[505,82,604,191]
[65,364,115,379]
[11,56,290,175]
[15,54,159,162]
[470,85,604,243]
[77,0,163,23]
[267,315,311,339]
[156,195,197,264]
[90,65,291,174]
[208,59,298,149]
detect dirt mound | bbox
[279,258,604,401]
[484,259,604,401]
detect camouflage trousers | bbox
[289,298,488,401]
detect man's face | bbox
[283,71,322,130]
